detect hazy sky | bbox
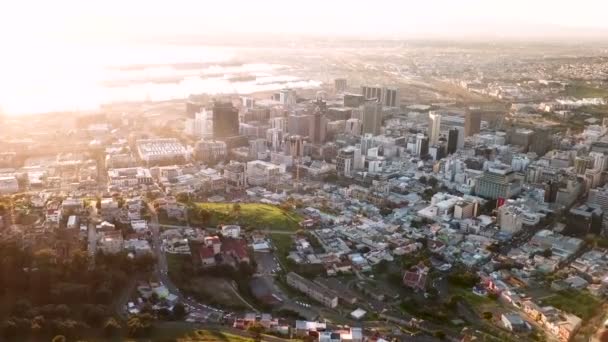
[2,0,608,44]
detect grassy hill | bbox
[192,202,301,232]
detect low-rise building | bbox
[286,272,338,308]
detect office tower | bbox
[590,151,608,171]
[334,78,347,93]
[428,111,442,145]
[327,107,352,121]
[415,133,429,157]
[287,114,311,137]
[249,139,267,159]
[344,118,362,136]
[575,157,591,175]
[361,85,383,100]
[279,88,297,106]
[270,116,287,132]
[529,128,553,156]
[474,165,522,200]
[464,111,481,137]
[382,87,399,107]
[194,140,227,164]
[447,128,459,154]
[588,185,608,232]
[267,128,283,152]
[212,101,239,139]
[343,93,365,107]
[336,147,356,176]
[457,127,465,149]
[360,101,383,135]
[429,144,446,161]
[186,101,204,118]
[185,109,213,139]
[288,135,304,158]
[309,110,328,144]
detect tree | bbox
[172,302,187,319]
[483,311,493,320]
[541,248,552,258]
[428,177,438,188]
[232,203,241,214]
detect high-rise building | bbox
[249,138,267,159]
[194,140,227,164]
[287,114,311,137]
[212,101,239,139]
[590,152,608,172]
[360,101,383,135]
[464,111,482,137]
[344,118,362,136]
[185,109,213,138]
[361,85,382,101]
[279,88,297,106]
[474,165,522,200]
[415,133,429,157]
[266,128,283,152]
[336,147,356,176]
[288,135,304,158]
[186,101,204,118]
[428,111,442,145]
[343,93,365,107]
[309,108,328,144]
[575,157,591,175]
[382,87,399,107]
[334,78,347,93]
[447,128,459,154]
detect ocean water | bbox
[0,43,321,115]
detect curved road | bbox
[148,203,224,321]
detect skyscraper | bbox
[428,111,442,145]
[415,133,429,157]
[361,85,383,101]
[309,110,328,144]
[360,101,383,135]
[279,88,297,106]
[334,78,347,93]
[212,101,239,139]
[464,111,481,137]
[447,128,459,154]
[382,87,399,107]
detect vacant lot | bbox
[194,203,301,231]
[541,289,601,320]
[166,255,250,310]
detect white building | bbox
[279,88,297,107]
[428,111,442,145]
[136,139,188,165]
[246,160,283,186]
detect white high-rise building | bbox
[428,111,442,146]
[185,109,213,138]
[279,89,297,107]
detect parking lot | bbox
[254,251,281,276]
